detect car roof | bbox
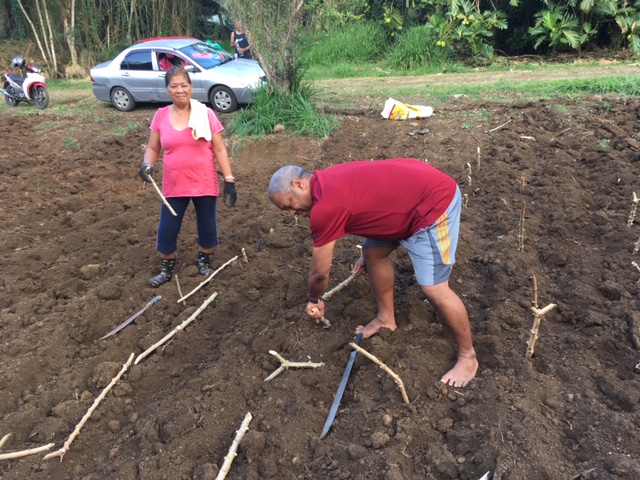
[132,38,200,48]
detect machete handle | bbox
[149,295,162,306]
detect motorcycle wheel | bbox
[32,86,50,109]
[4,83,18,107]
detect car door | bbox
[119,50,159,101]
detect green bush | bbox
[230,81,337,137]
[386,25,450,70]
[298,21,387,66]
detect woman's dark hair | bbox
[164,66,191,87]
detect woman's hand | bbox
[223,181,237,206]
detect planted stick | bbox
[311,273,361,329]
[526,303,557,358]
[532,272,538,309]
[148,177,177,216]
[349,343,410,404]
[476,146,481,170]
[311,307,332,329]
[628,192,638,227]
[0,434,10,449]
[241,248,248,263]
[177,256,237,303]
[264,350,324,381]
[488,119,511,133]
[518,200,526,252]
[467,162,472,187]
[633,237,640,254]
[215,412,252,480]
[1,443,55,461]
[175,274,186,306]
[136,292,218,364]
[44,353,135,461]
[632,261,640,275]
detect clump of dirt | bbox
[0,93,639,480]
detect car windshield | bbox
[179,42,234,69]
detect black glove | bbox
[139,162,154,182]
[223,181,237,206]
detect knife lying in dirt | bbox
[320,332,364,439]
[100,295,162,340]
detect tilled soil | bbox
[1,92,640,480]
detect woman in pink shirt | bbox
[139,66,237,287]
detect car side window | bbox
[120,51,153,71]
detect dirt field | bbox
[1,84,640,480]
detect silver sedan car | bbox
[90,37,266,113]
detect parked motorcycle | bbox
[1,55,49,109]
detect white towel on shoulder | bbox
[188,99,212,141]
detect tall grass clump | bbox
[299,21,388,66]
[230,82,337,137]
[386,25,451,71]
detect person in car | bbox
[139,66,237,287]
[267,159,478,387]
[158,53,187,71]
[230,21,252,59]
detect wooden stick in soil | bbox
[0,443,56,461]
[136,292,218,364]
[349,343,410,404]
[147,176,177,216]
[175,274,186,306]
[43,353,135,461]
[0,434,10,449]
[628,192,638,227]
[323,273,358,300]
[311,307,332,329]
[311,272,361,329]
[633,237,640,254]
[526,303,557,358]
[177,256,237,303]
[264,350,324,381]
[215,412,252,480]
[518,200,526,252]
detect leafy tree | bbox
[220,0,307,92]
[528,3,593,54]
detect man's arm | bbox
[308,241,336,300]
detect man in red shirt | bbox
[268,158,477,387]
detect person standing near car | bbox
[230,21,252,59]
[139,66,237,288]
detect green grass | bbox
[230,83,337,137]
[112,122,142,136]
[64,138,82,151]
[298,22,388,67]
[385,25,452,71]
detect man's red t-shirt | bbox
[309,158,458,247]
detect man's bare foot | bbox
[355,317,397,339]
[440,353,478,388]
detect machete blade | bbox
[100,295,162,340]
[320,332,363,439]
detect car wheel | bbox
[209,86,238,114]
[32,86,50,109]
[4,83,18,107]
[110,87,137,112]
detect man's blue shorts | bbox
[363,186,461,286]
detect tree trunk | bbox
[15,0,49,65]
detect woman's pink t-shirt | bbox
[150,106,224,197]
